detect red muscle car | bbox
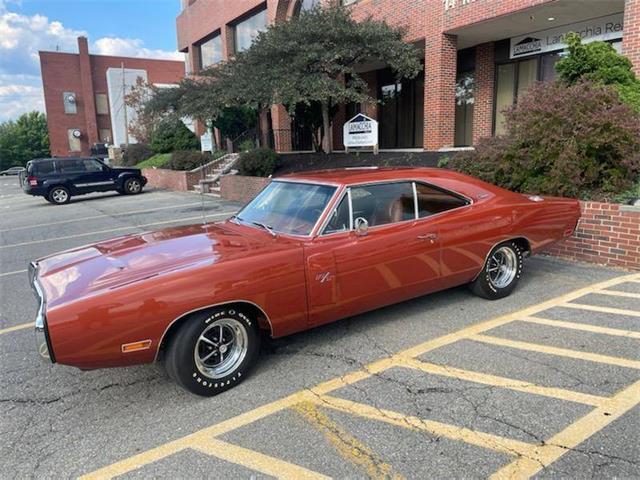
[30,167,580,396]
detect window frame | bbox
[197,31,223,70]
[232,6,268,54]
[319,180,472,237]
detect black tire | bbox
[123,177,143,195]
[165,307,260,396]
[47,186,71,205]
[470,241,523,300]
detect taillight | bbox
[28,176,38,186]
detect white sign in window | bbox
[343,114,379,152]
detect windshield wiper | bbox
[252,221,276,237]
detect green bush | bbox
[122,143,153,166]
[557,33,640,111]
[449,81,640,201]
[135,153,171,169]
[237,148,278,177]
[166,150,214,171]
[149,117,199,154]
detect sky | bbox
[0,0,185,122]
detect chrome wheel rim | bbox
[487,246,517,289]
[52,189,68,203]
[194,318,248,379]
[128,180,141,193]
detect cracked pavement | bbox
[1,177,639,479]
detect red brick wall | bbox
[544,202,640,271]
[624,0,640,75]
[473,42,495,143]
[40,37,184,157]
[220,175,270,203]
[142,168,189,191]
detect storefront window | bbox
[378,69,424,149]
[234,8,268,53]
[494,63,516,136]
[199,34,223,69]
[516,58,538,97]
[455,71,474,147]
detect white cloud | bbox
[0,8,182,122]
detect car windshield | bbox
[235,181,336,236]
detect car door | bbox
[305,181,442,327]
[79,158,115,192]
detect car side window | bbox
[83,159,104,172]
[59,159,86,174]
[416,183,469,218]
[323,196,350,234]
[35,161,55,176]
[351,182,415,227]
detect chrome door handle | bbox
[418,233,437,241]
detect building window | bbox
[378,68,424,149]
[95,93,109,115]
[63,92,77,114]
[199,34,223,69]
[234,8,267,53]
[99,129,112,144]
[342,0,359,5]
[293,0,320,15]
[455,71,475,147]
[67,129,81,152]
[494,58,538,135]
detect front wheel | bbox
[165,307,260,396]
[470,241,523,300]
[123,177,143,194]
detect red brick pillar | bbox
[78,36,99,153]
[423,33,457,150]
[271,105,292,152]
[623,0,640,75]
[473,42,495,144]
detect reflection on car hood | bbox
[35,221,273,308]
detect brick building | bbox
[176,0,639,153]
[39,37,185,157]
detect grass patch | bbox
[136,153,171,169]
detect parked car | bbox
[22,157,147,204]
[29,167,580,396]
[0,166,25,176]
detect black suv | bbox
[22,157,147,205]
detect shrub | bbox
[449,81,640,201]
[135,153,171,169]
[166,150,213,171]
[556,33,640,111]
[237,148,278,177]
[149,117,199,154]
[122,143,153,166]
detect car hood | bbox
[35,221,276,309]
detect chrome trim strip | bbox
[74,181,115,187]
[154,299,274,362]
[412,182,419,220]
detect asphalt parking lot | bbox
[1,176,639,479]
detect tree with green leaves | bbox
[149,116,199,154]
[242,4,421,153]
[556,32,640,111]
[0,111,50,169]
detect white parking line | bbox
[0,211,236,249]
[0,269,27,278]
[0,202,208,233]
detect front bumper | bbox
[29,262,55,363]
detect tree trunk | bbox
[321,101,331,154]
[258,108,270,148]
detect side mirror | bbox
[354,217,369,237]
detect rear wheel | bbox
[47,186,70,205]
[123,177,143,194]
[470,241,523,300]
[165,307,260,396]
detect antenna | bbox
[122,62,129,147]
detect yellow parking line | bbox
[399,357,608,407]
[312,394,535,458]
[292,401,403,480]
[81,272,640,479]
[491,380,640,479]
[0,211,236,249]
[561,303,640,318]
[192,439,330,480]
[522,316,640,340]
[0,269,27,278]
[0,202,206,233]
[471,334,640,369]
[597,290,640,300]
[0,322,31,335]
